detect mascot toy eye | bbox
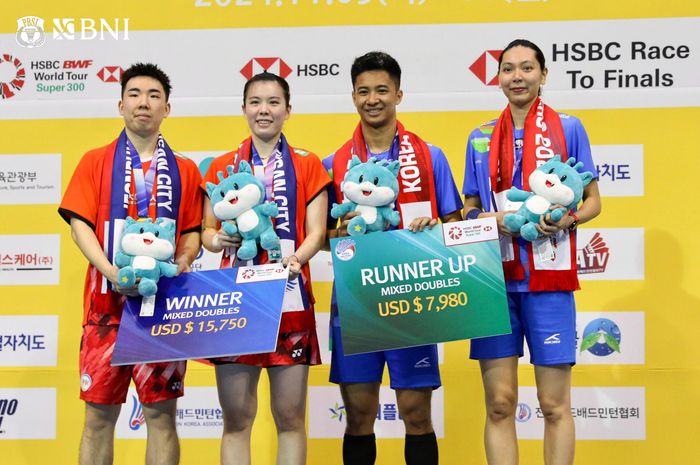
[115,217,178,297]
[205,160,280,260]
[503,155,594,241]
[330,156,401,236]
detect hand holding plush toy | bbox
[331,156,401,236]
[503,155,593,241]
[206,160,280,261]
[115,217,178,297]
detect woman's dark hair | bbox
[498,39,546,71]
[243,72,290,106]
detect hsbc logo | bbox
[241,57,340,80]
[96,66,123,83]
[469,50,502,86]
[241,57,293,79]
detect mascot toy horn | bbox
[115,217,178,297]
[331,156,401,236]
[503,155,593,241]
[206,160,280,261]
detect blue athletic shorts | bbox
[470,291,576,365]
[329,324,441,389]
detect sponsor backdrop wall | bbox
[1,1,699,464]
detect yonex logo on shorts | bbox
[544,333,561,345]
[292,348,303,358]
[80,373,92,392]
[414,357,431,368]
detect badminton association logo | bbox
[577,232,609,274]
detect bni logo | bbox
[52,18,130,41]
[577,232,609,274]
[469,50,502,86]
[580,318,621,357]
[0,398,19,433]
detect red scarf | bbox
[489,98,579,291]
[333,121,438,226]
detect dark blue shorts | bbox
[470,291,576,365]
[329,324,441,389]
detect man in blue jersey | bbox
[324,51,463,465]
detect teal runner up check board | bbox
[330,218,511,355]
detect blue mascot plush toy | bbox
[115,217,178,296]
[206,160,280,260]
[331,155,401,236]
[503,155,593,241]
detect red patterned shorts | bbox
[79,325,186,404]
[212,327,321,367]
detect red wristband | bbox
[568,213,580,231]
